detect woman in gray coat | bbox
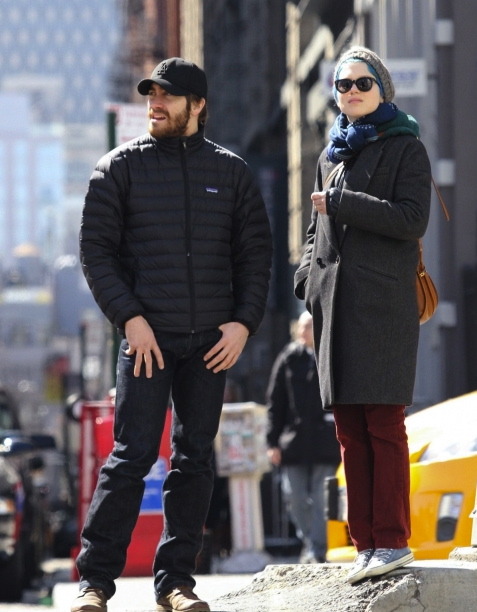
[294,47,431,584]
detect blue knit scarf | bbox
[327,103,420,163]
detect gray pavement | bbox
[53,573,256,611]
[52,558,477,612]
[48,552,298,611]
[5,551,477,611]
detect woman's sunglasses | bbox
[334,76,378,94]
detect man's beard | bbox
[149,102,191,139]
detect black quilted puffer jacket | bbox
[79,129,273,336]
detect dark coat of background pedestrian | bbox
[266,336,340,466]
[266,310,340,563]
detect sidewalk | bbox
[54,559,477,612]
[53,573,256,611]
[50,552,477,612]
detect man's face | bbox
[297,317,314,349]
[147,83,194,139]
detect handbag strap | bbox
[417,239,427,275]
[431,177,450,221]
[418,176,450,272]
[323,162,345,190]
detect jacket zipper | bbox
[180,139,196,333]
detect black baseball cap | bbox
[137,57,207,99]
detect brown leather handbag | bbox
[417,178,450,324]
[416,239,438,324]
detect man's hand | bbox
[204,322,249,373]
[124,315,164,378]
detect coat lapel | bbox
[320,159,344,251]
[321,213,339,253]
[342,140,387,194]
[323,141,388,249]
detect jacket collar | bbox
[149,126,205,154]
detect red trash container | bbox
[72,400,172,576]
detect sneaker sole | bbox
[156,606,173,612]
[347,567,368,584]
[365,552,414,578]
[71,591,107,612]
[156,602,210,612]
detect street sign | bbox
[387,59,427,97]
[105,102,147,145]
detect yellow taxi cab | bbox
[326,391,477,562]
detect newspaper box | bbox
[73,400,171,576]
[214,402,271,572]
[215,402,270,476]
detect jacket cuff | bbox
[232,318,254,336]
[294,268,309,300]
[116,309,147,333]
[326,188,341,217]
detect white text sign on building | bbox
[387,59,427,97]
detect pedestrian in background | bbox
[73,57,272,612]
[266,310,340,564]
[294,46,431,584]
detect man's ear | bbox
[191,97,206,117]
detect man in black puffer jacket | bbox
[73,58,272,612]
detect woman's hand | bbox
[311,190,328,215]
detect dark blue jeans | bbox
[76,329,226,600]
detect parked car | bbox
[0,386,21,431]
[0,386,56,602]
[326,391,477,562]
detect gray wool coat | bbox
[294,135,431,409]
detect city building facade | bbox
[0,0,475,437]
[0,0,123,429]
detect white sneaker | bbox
[347,548,374,584]
[365,547,414,578]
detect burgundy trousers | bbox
[333,404,411,551]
